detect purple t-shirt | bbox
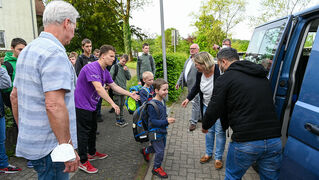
[75,61,113,111]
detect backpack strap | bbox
[149,56,154,73]
[3,61,13,80]
[141,86,150,99]
[137,56,142,76]
[112,64,119,80]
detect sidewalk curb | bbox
[144,155,154,180]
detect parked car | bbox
[245,4,319,180]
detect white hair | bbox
[43,0,79,27]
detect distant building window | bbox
[0,31,5,48]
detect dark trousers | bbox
[146,137,166,169]
[76,108,97,163]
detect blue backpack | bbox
[132,100,159,143]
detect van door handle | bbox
[304,123,319,136]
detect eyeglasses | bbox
[190,48,198,50]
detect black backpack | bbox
[1,61,13,108]
[132,100,159,143]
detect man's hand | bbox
[130,92,140,101]
[111,103,120,115]
[167,117,175,124]
[138,81,142,85]
[181,99,189,108]
[63,150,80,173]
[202,128,208,134]
[123,66,128,71]
[175,84,179,90]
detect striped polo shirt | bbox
[13,32,77,160]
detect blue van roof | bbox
[255,4,319,29]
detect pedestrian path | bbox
[1,107,147,180]
[145,92,259,180]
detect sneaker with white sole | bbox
[79,161,98,174]
[88,151,108,161]
[0,164,22,174]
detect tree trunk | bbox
[123,18,133,61]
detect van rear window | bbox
[245,18,288,72]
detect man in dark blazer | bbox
[175,44,200,131]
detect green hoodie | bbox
[1,51,17,93]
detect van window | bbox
[245,18,288,73]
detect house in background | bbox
[0,0,44,50]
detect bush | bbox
[153,53,188,102]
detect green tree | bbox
[202,0,246,37]
[250,0,311,27]
[45,0,125,52]
[193,12,226,56]
[231,39,249,52]
[102,0,150,60]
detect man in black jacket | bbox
[202,48,282,180]
[75,38,96,76]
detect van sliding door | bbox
[280,25,319,180]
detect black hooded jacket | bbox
[202,60,281,142]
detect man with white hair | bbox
[10,1,80,179]
[176,44,200,131]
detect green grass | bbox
[126,61,137,69]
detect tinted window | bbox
[245,18,287,72]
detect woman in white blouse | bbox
[181,52,226,170]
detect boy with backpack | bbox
[139,71,155,104]
[140,78,175,178]
[1,38,27,110]
[110,54,131,127]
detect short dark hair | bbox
[11,38,27,48]
[121,54,129,61]
[142,43,149,48]
[93,49,100,54]
[81,38,92,46]
[223,38,231,45]
[99,45,116,57]
[217,48,239,62]
[153,78,168,91]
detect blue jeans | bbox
[203,105,226,160]
[190,94,200,124]
[225,138,282,180]
[31,153,69,180]
[0,116,9,168]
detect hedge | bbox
[153,52,188,102]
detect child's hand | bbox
[123,66,128,71]
[167,117,175,124]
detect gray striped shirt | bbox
[13,32,77,160]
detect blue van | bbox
[245,5,319,180]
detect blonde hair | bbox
[193,52,215,72]
[142,71,153,80]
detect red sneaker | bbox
[140,147,150,162]
[0,165,22,174]
[88,151,108,161]
[152,167,168,178]
[79,161,98,174]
